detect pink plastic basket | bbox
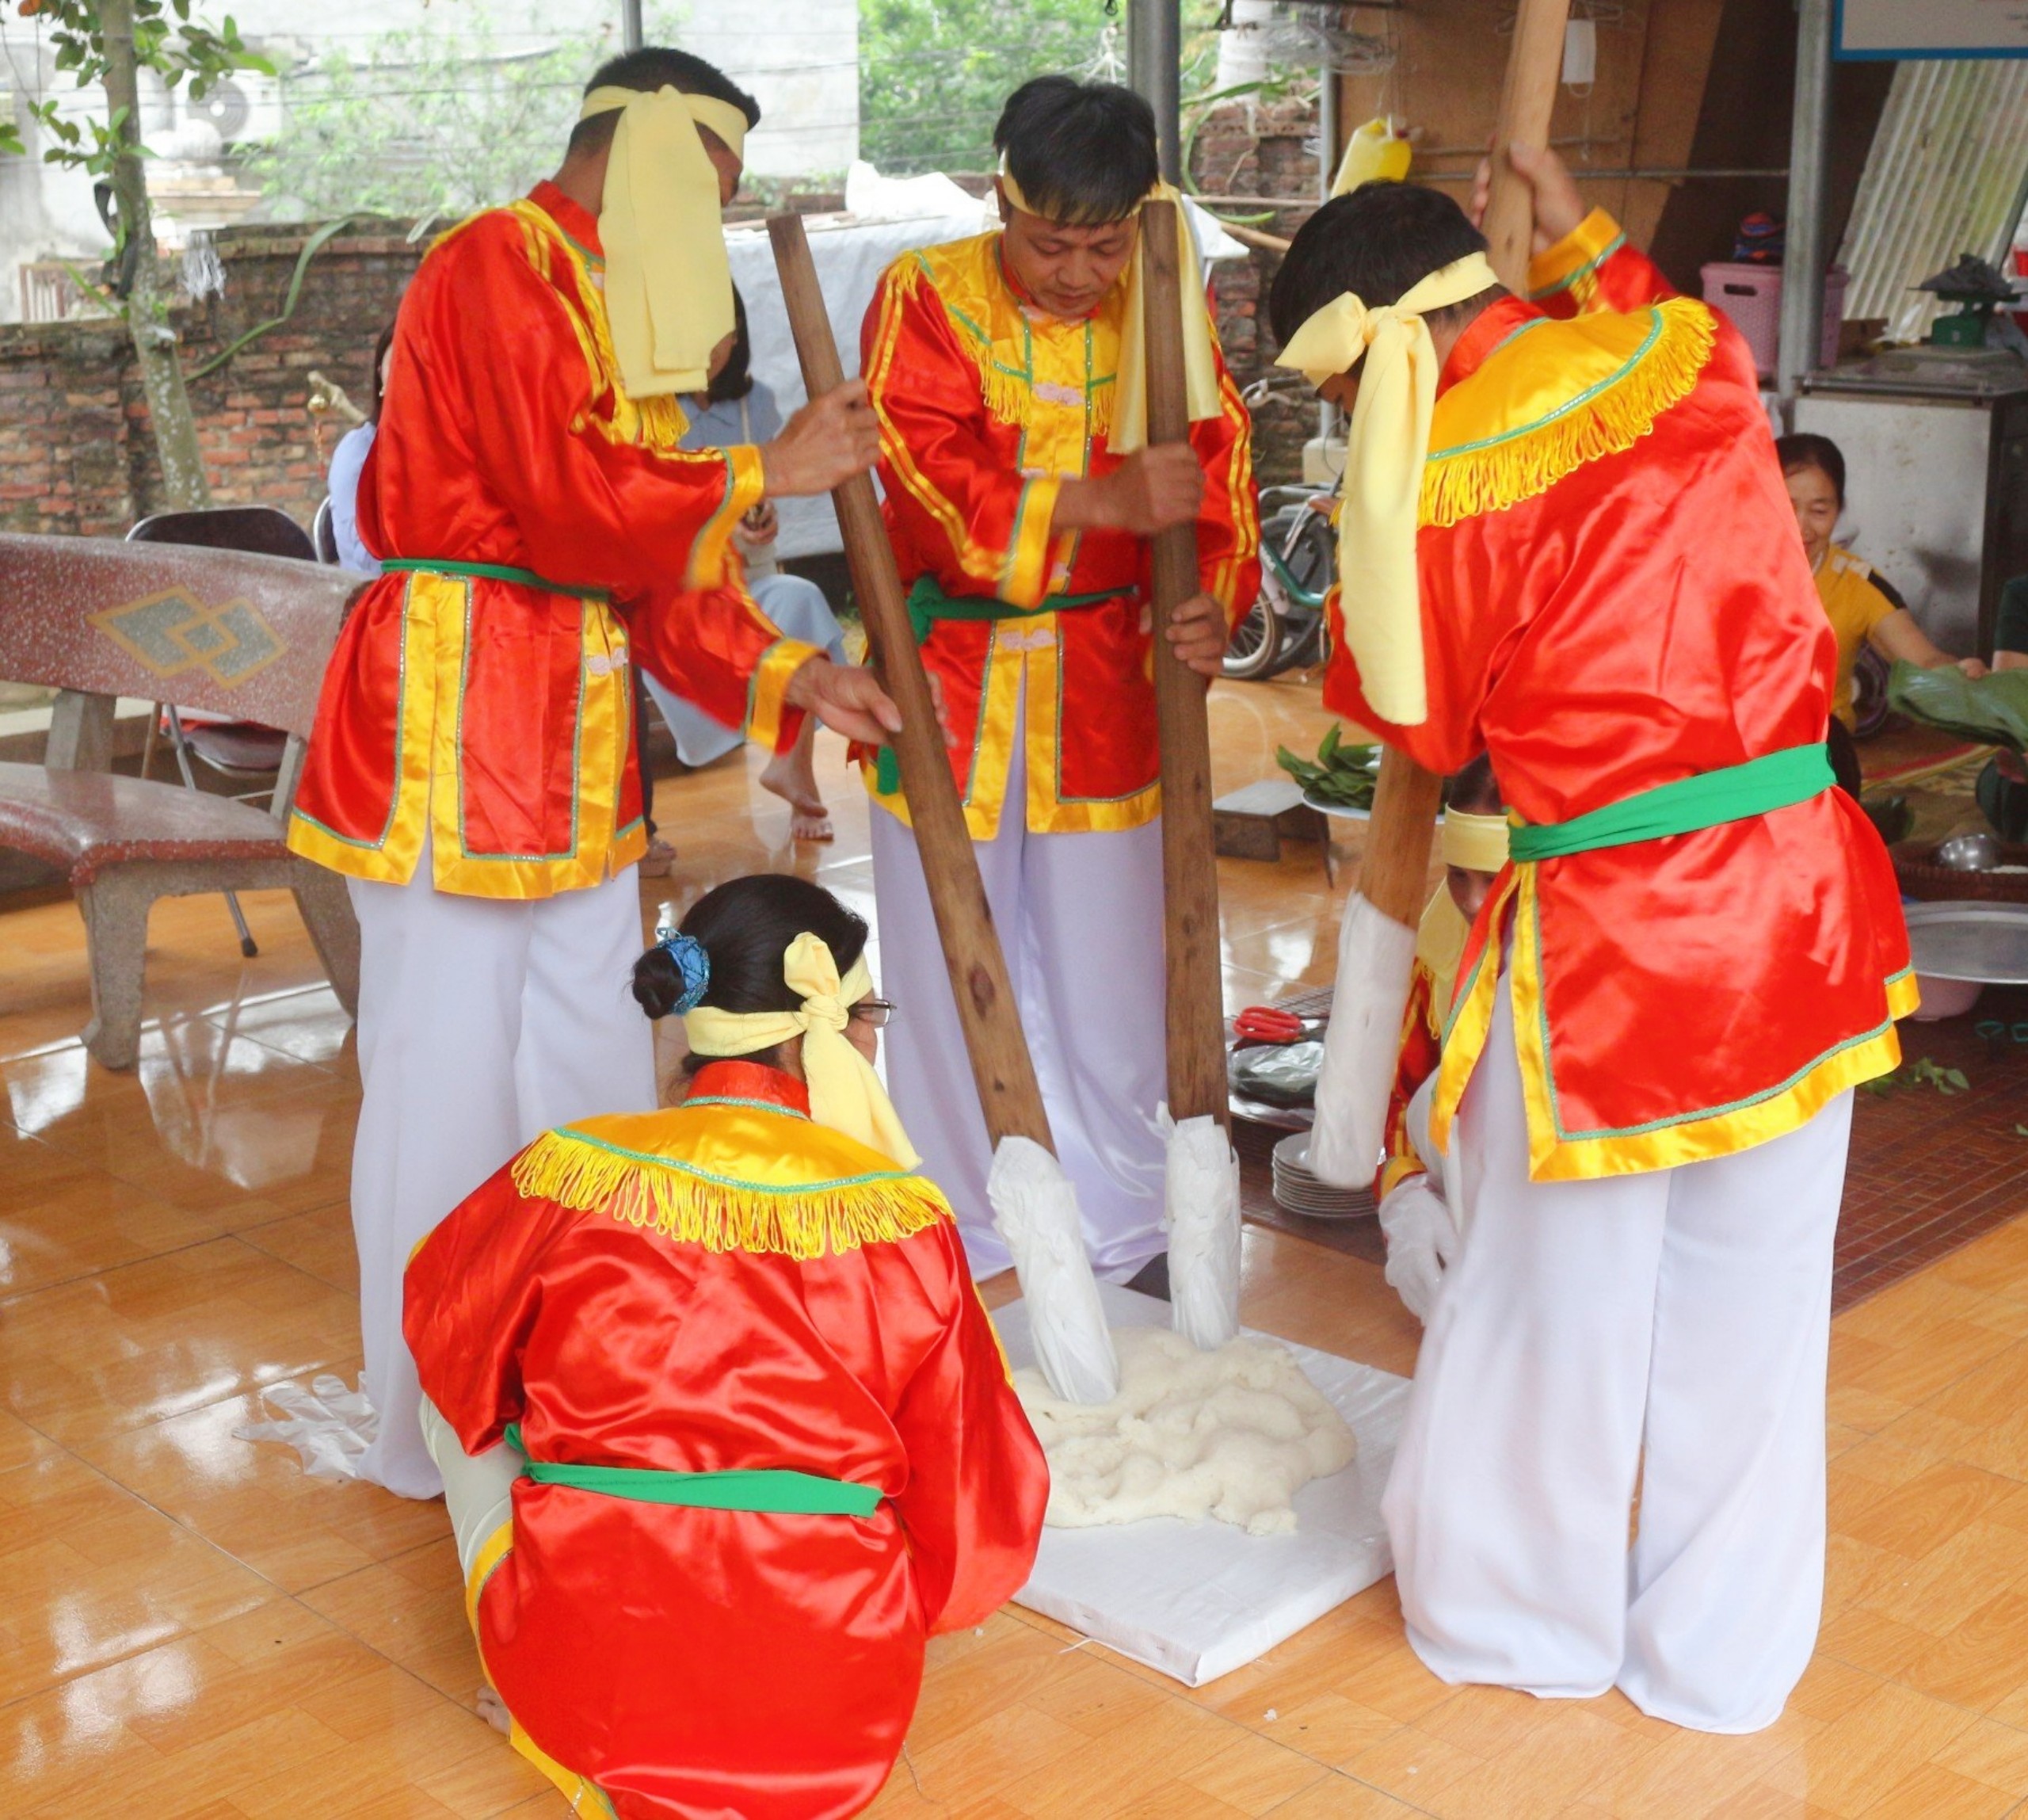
[1700,263,1849,380]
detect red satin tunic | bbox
[860,231,1260,837]
[289,181,813,900]
[405,1062,1047,1820]
[1325,212,1912,1181]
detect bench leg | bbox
[293,864,360,1020]
[74,874,154,1070]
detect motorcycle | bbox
[1225,482,1336,681]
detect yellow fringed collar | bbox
[511,1102,953,1261]
[1421,297,1716,528]
[893,231,1125,444]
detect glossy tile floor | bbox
[4,677,2028,1816]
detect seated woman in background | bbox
[1776,432,1986,734]
[642,288,852,842]
[325,320,396,578]
[404,872,1048,1820]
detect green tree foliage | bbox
[0,0,269,509]
[0,0,262,163]
[244,23,598,221]
[857,0,1121,176]
[857,0,1226,177]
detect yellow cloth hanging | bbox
[580,84,751,399]
[996,165,1223,453]
[1332,117,1412,196]
[683,933,920,1169]
[1272,250,1502,726]
[1440,806,1509,874]
[1414,884,1471,1017]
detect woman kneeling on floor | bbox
[404,873,1049,1820]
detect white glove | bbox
[1378,1175,1459,1324]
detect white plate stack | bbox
[1271,1131,1378,1220]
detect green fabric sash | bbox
[383,559,611,603]
[501,1424,882,1516]
[1508,744,1835,863]
[875,573,1134,796]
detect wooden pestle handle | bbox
[1480,0,1575,292]
[1355,0,1569,923]
[766,214,1054,1151]
[1140,200,1230,1131]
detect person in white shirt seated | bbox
[326,322,396,578]
[640,288,851,844]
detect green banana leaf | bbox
[1885,662,2028,757]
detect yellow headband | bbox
[1441,805,1509,874]
[682,933,919,1170]
[996,162,1223,453]
[578,85,750,399]
[1272,250,1500,726]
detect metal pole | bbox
[1318,59,1339,442]
[1776,0,1833,415]
[622,0,643,52]
[1127,0,1183,184]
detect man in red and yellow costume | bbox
[406,874,1046,1819]
[860,76,1259,1283]
[289,48,897,1499]
[1270,153,1910,1731]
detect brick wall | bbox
[0,221,423,540]
[1194,96,1321,487]
[0,111,1318,536]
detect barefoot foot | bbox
[477,1685,513,1736]
[759,754,834,842]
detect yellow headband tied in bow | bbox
[1441,805,1509,874]
[1272,249,1500,727]
[682,932,919,1170]
[996,162,1223,454]
[579,84,752,400]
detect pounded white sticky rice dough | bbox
[1015,1326,1357,1536]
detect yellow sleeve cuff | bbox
[686,445,769,589]
[1527,208,1628,304]
[746,635,823,754]
[1378,1155,1426,1201]
[998,475,1063,610]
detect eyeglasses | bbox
[850,998,897,1029]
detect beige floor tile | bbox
[0,1238,360,1448]
[0,1120,234,1298]
[238,1203,361,1294]
[1259,1775,1431,1818]
[77,1385,449,1593]
[1789,1681,1979,1816]
[0,1452,277,1705]
[296,1539,484,1710]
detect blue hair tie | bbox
[652,917,712,1017]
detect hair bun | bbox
[658,930,712,1016]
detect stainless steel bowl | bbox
[1937,832,2002,872]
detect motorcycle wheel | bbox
[1222,599,1284,681]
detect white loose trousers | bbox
[867,694,1168,1280]
[1383,973,1853,1734]
[347,839,654,1498]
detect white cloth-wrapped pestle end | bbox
[988,1135,1120,1403]
[1163,1108,1241,1351]
[1308,890,1420,1189]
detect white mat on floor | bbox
[992,1283,1410,1687]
